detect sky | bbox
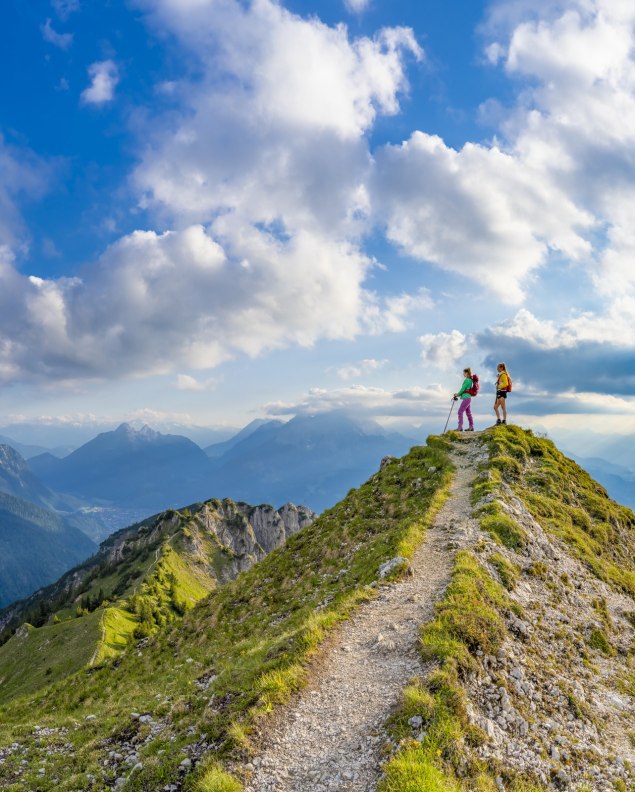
[1,0,635,455]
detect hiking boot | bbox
[468,427,474,432]
[502,420,507,425]
[456,427,463,432]
[496,419,502,425]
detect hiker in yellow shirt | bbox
[494,362,512,425]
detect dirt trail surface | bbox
[244,437,486,792]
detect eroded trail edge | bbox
[244,438,486,792]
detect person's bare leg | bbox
[501,398,507,422]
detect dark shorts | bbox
[496,390,508,400]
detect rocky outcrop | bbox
[279,502,316,539]
[247,501,316,553]
[188,499,317,581]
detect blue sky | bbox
[1,0,634,455]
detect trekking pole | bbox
[443,397,458,433]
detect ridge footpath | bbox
[242,439,484,790]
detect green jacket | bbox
[457,377,473,399]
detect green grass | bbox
[92,606,138,665]
[0,611,102,705]
[379,747,461,792]
[483,426,635,598]
[0,439,454,791]
[489,553,519,590]
[195,764,244,791]
[587,627,616,657]
[480,511,526,549]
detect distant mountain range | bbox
[0,444,78,512]
[29,414,416,515]
[0,435,71,460]
[30,423,215,511]
[0,422,235,452]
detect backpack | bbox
[467,374,479,397]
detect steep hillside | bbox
[376,427,635,792]
[0,430,633,792]
[571,454,635,511]
[0,498,314,705]
[0,444,78,511]
[0,492,97,608]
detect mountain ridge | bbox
[0,496,315,705]
[0,428,632,791]
[28,414,417,516]
[30,423,215,511]
[0,443,79,512]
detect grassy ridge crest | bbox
[483,425,635,597]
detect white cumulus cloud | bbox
[419,330,468,369]
[81,60,119,105]
[372,132,592,304]
[0,225,381,383]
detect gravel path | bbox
[244,437,485,792]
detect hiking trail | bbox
[243,436,486,792]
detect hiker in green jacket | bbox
[454,367,475,432]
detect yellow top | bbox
[497,372,510,390]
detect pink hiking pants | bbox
[457,398,473,430]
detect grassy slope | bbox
[0,614,101,704]
[0,513,224,707]
[380,426,635,792]
[0,439,453,792]
[480,425,635,598]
